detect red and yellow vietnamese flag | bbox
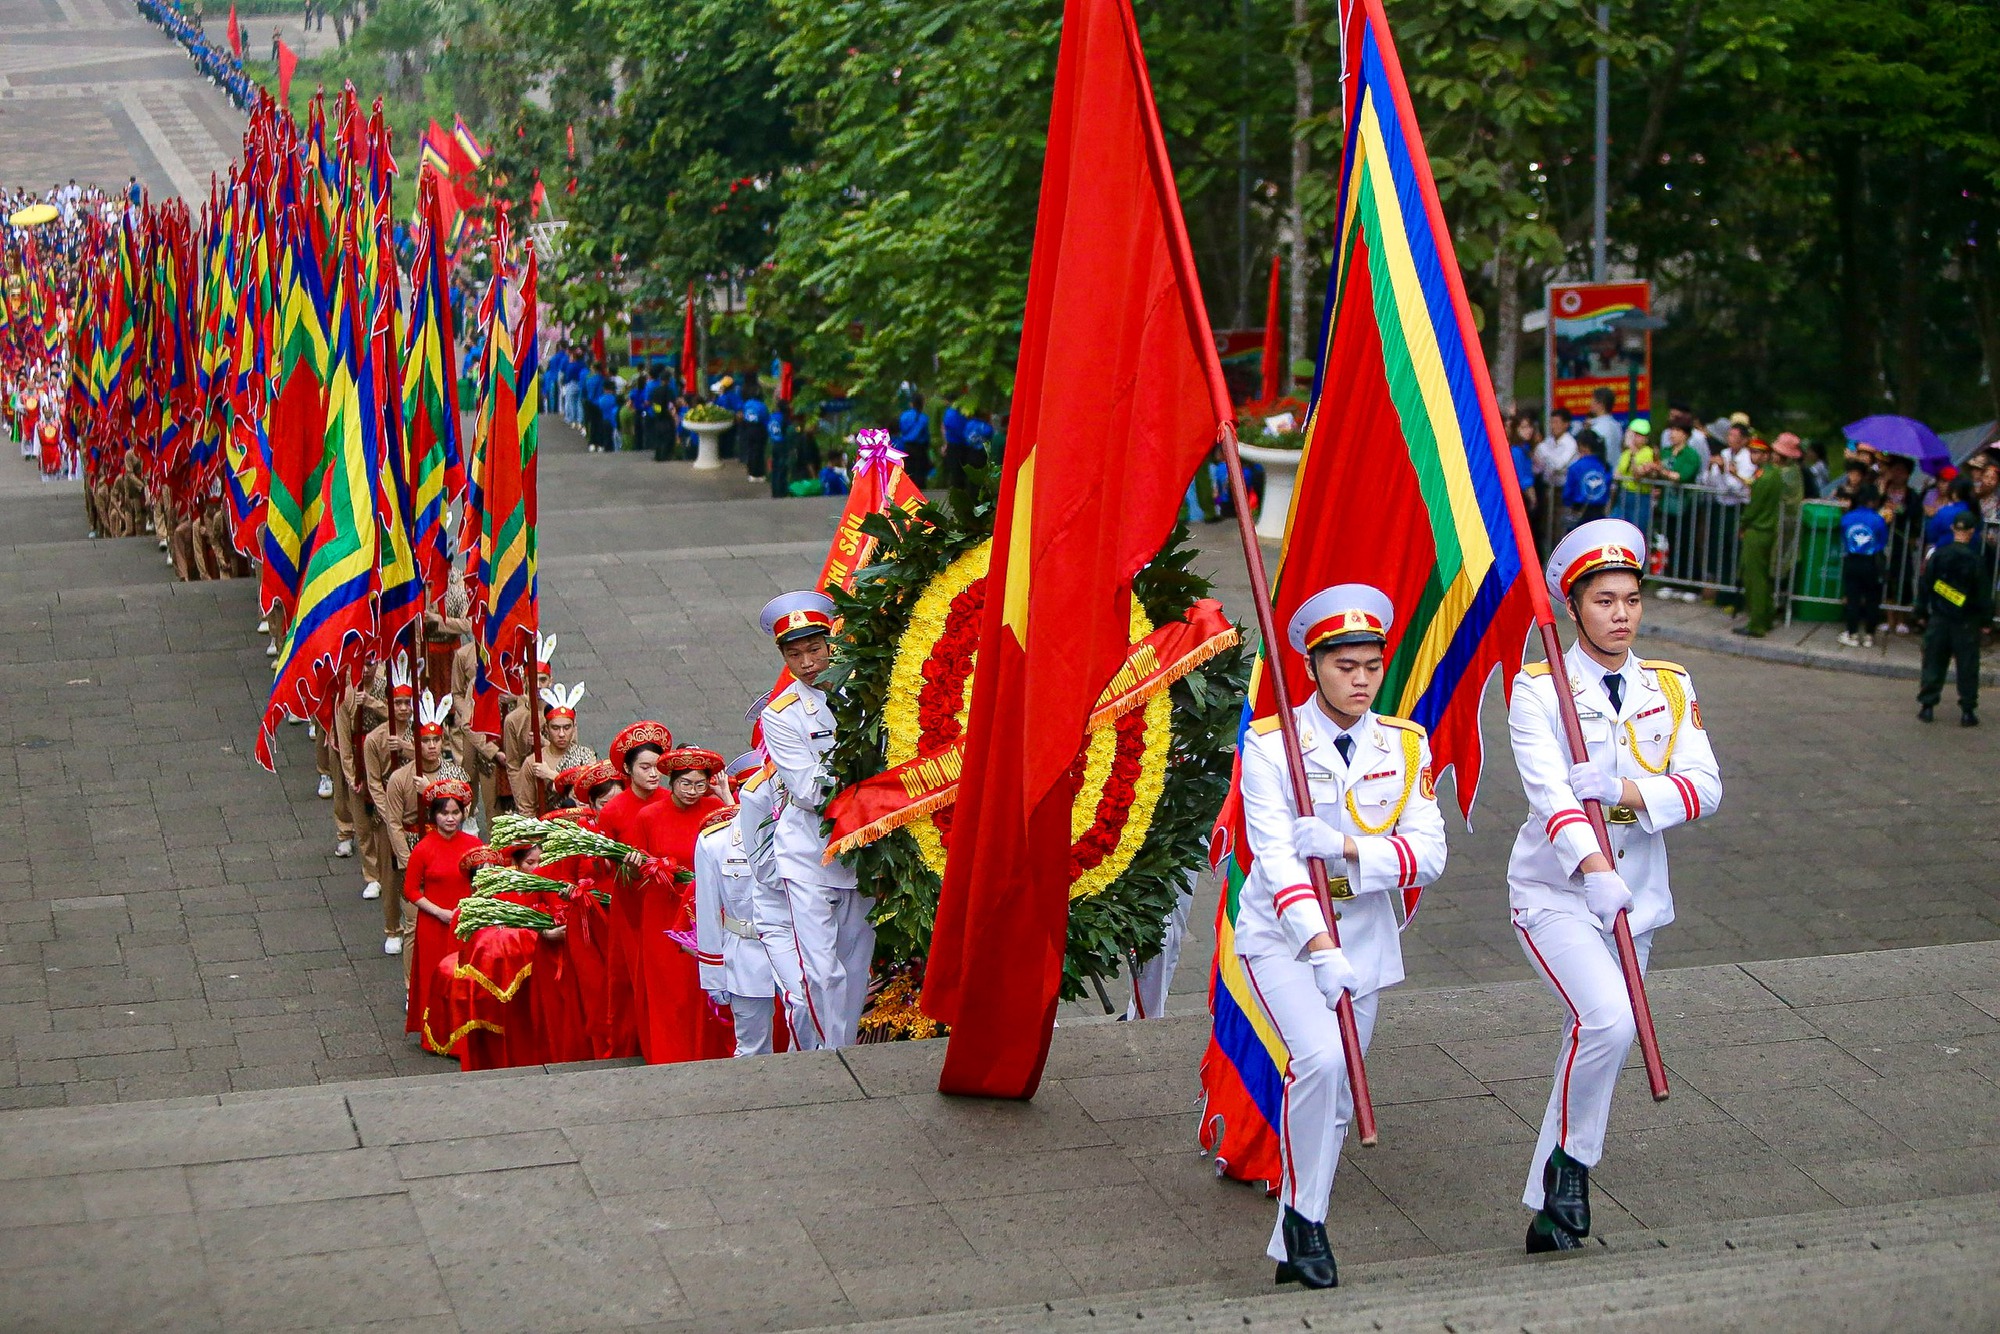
[921,0,1234,1099]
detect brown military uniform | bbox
[332,677,386,885]
[512,742,599,817]
[450,640,504,827]
[364,719,417,936]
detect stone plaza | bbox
[3,7,1999,1327]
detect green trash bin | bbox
[1789,501,1845,622]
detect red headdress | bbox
[422,776,474,809]
[700,804,739,833]
[662,746,726,776]
[569,758,621,797]
[416,690,452,739]
[540,682,585,722]
[458,845,510,875]
[610,721,673,772]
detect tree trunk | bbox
[1285,0,1313,401]
[1832,137,1873,423]
[1491,238,1520,414]
[1890,152,1927,419]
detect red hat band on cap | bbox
[1304,609,1386,650]
[772,608,833,641]
[1560,544,1642,598]
[415,721,445,738]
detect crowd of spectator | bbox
[136,0,259,111]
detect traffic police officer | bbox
[1235,584,1447,1289]
[1508,518,1723,1253]
[758,590,872,1050]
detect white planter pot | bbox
[686,420,730,471]
[1238,442,1305,541]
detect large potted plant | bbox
[683,403,734,469]
[1236,412,1306,540]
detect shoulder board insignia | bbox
[741,767,770,793]
[1522,662,1552,678]
[1250,715,1284,736]
[767,690,799,714]
[1377,715,1427,735]
[1640,659,1689,676]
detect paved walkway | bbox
[1,940,1993,1331]
[0,0,244,198]
[6,423,2000,1108]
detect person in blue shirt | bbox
[1839,486,1891,647]
[713,376,744,461]
[819,449,850,496]
[765,405,790,498]
[1924,477,1974,550]
[739,379,769,480]
[898,392,933,488]
[1560,434,1614,531]
[963,408,994,472]
[940,398,969,488]
[592,381,618,452]
[543,347,569,418]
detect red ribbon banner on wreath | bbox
[821,599,1237,860]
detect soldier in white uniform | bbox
[694,754,782,1057]
[734,748,807,1040]
[1507,518,1723,1253]
[1235,584,1447,1289]
[758,591,873,1050]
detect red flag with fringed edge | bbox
[276,40,297,104]
[920,0,1235,1099]
[1260,254,1282,404]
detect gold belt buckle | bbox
[1326,876,1355,900]
[1605,804,1639,825]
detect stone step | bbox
[813,1191,2000,1333]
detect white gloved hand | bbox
[1567,761,1623,807]
[1308,947,1359,1010]
[1291,815,1347,866]
[1581,870,1634,930]
[706,989,731,1009]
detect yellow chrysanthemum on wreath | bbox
[882,539,1173,901]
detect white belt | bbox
[721,913,760,940]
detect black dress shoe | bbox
[1919,704,1935,723]
[1539,1146,1591,1237]
[1526,1213,1587,1254]
[1273,1205,1338,1289]
[1963,710,1980,727]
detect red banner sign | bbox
[1545,279,1652,418]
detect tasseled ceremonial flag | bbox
[921,0,1235,1099]
[404,172,463,603]
[1197,0,1536,1189]
[258,215,382,768]
[260,170,333,624]
[370,197,424,658]
[473,240,536,735]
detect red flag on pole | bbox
[1260,253,1282,404]
[226,2,242,58]
[681,281,697,391]
[921,0,1234,1099]
[275,39,297,104]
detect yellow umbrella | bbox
[8,203,59,227]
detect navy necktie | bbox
[1334,734,1355,766]
[1604,673,1623,714]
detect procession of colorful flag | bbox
[53,85,541,774]
[1195,0,1536,1188]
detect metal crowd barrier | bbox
[1544,479,2000,627]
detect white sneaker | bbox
[265,642,278,657]
[305,723,316,737]
[362,881,381,900]
[157,538,168,550]
[289,715,306,727]
[316,774,334,799]
[383,936,402,956]
[1863,635,1874,648]
[256,619,269,633]
[1837,632,1857,647]
[334,838,354,858]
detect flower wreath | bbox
[821,478,1246,1017]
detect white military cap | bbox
[1288,583,1394,654]
[759,590,837,644]
[1547,518,1646,604]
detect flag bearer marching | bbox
[1235,585,1447,1289]
[1507,519,1723,1253]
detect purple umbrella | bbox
[1845,415,1951,473]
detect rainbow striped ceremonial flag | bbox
[1198,0,1537,1190]
[402,172,464,603]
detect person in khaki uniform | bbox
[110,451,147,538]
[512,683,596,816]
[450,638,505,833]
[364,662,419,922]
[501,633,559,790]
[379,691,467,964]
[333,667,388,886]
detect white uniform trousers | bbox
[778,879,876,1051]
[1242,952,1380,1263]
[1126,882,1194,1020]
[749,876,816,1051]
[727,992,775,1058]
[1513,906,1655,1210]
